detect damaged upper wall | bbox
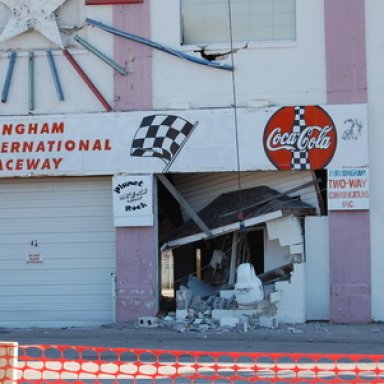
[150,0,327,110]
[0,0,353,117]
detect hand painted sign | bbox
[0,104,368,177]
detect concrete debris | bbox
[141,286,281,333]
[220,317,239,328]
[259,315,278,329]
[137,316,160,328]
[176,286,192,310]
[156,263,284,333]
[162,315,176,328]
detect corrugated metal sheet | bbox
[172,171,320,221]
[0,177,115,328]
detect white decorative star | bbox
[0,0,67,47]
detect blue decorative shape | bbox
[47,50,65,101]
[1,51,17,103]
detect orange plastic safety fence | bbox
[7,345,384,383]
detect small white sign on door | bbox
[26,253,43,264]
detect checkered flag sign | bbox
[291,106,310,170]
[131,115,197,170]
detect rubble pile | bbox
[137,263,286,333]
[138,288,279,333]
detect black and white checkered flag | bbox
[291,106,310,170]
[131,115,197,171]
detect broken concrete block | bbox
[269,290,282,303]
[213,297,227,309]
[220,317,239,328]
[259,316,278,329]
[137,316,160,328]
[236,321,249,333]
[176,286,192,309]
[187,308,196,320]
[176,309,188,320]
[162,315,175,328]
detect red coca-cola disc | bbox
[263,106,337,170]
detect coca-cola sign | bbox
[263,106,337,170]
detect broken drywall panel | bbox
[289,243,304,255]
[266,215,303,246]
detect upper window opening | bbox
[181,0,296,45]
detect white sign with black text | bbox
[112,175,153,226]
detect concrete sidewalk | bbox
[1,321,384,355]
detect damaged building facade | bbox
[0,0,381,328]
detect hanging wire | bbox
[227,0,245,227]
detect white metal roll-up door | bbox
[0,177,115,328]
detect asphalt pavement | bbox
[1,321,384,355]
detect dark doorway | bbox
[247,228,265,275]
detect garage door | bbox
[0,177,115,327]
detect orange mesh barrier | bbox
[3,344,384,383]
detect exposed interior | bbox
[157,171,324,313]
